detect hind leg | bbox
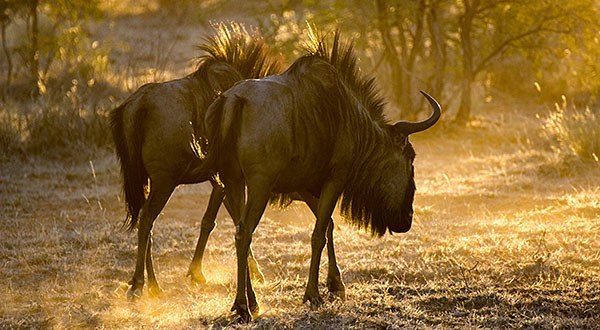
[187,181,225,284]
[128,180,175,300]
[230,175,272,322]
[223,191,265,283]
[146,234,164,297]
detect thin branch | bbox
[475,0,514,16]
[474,24,544,74]
[367,52,386,77]
[473,11,576,75]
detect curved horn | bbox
[394,91,441,135]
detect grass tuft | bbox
[543,96,600,162]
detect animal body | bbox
[200,30,441,321]
[110,23,280,299]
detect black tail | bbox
[109,101,148,231]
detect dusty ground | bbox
[1,6,599,330]
[1,105,598,329]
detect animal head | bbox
[302,29,442,236]
[378,130,417,234]
[387,91,440,233]
[340,91,440,236]
[383,91,440,234]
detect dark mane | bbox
[285,30,412,236]
[195,22,281,80]
[191,23,282,149]
[305,28,387,126]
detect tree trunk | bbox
[402,0,426,119]
[376,0,404,115]
[377,0,426,119]
[457,75,472,123]
[29,0,39,95]
[1,20,12,101]
[427,0,446,102]
[456,1,476,123]
[395,21,411,117]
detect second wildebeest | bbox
[200,30,441,321]
[109,23,280,300]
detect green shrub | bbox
[543,96,600,162]
[26,102,110,157]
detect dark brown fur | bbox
[110,24,280,230]
[108,23,281,299]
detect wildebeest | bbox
[199,30,441,321]
[109,23,281,299]
[110,23,345,301]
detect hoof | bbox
[326,277,346,300]
[302,291,324,309]
[187,269,207,285]
[127,286,143,301]
[231,302,252,323]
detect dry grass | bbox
[1,105,598,329]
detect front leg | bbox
[300,192,345,299]
[302,181,342,308]
[325,219,345,299]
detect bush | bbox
[0,94,112,159]
[0,117,23,156]
[543,96,600,162]
[26,101,111,157]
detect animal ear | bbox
[393,134,408,146]
[390,124,408,146]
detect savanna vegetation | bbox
[0,0,598,328]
